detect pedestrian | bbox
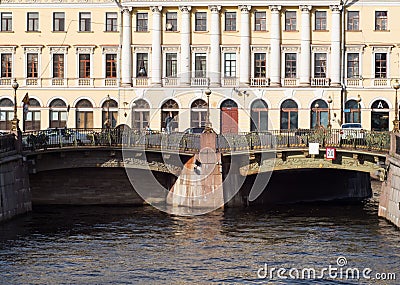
[165,112,173,134]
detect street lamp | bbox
[105,94,111,129]
[327,96,333,129]
[315,102,320,128]
[357,94,362,124]
[11,79,19,131]
[204,88,213,133]
[393,79,400,132]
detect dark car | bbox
[183,127,205,134]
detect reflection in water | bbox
[0,182,399,284]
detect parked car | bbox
[340,123,365,144]
[183,127,205,134]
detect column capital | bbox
[330,5,342,12]
[299,5,312,12]
[269,5,281,12]
[209,5,221,13]
[239,5,251,13]
[150,6,162,14]
[122,7,132,13]
[179,6,191,13]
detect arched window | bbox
[345,99,361,124]
[49,98,68,128]
[220,99,238,133]
[250,99,268,132]
[310,99,328,128]
[371,99,389,131]
[76,99,93,129]
[24,98,41,131]
[102,98,118,129]
[280,99,298,130]
[132,99,150,131]
[191,99,207,128]
[161,99,179,132]
[0,98,13,130]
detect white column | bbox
[121,8,132,87]
[180,6,191,86]
[269,5,281,87]
[239,5,251,86]
[299,5,311,86]
[209,5,221,87]
[151,6,162,87]
[330,5,342,87]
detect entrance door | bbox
[221,100,238,133]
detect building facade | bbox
[0,0,399,132]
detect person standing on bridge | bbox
[165,112,173,134]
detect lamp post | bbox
[105,94,111,129]
[11,79,19,131]
[204,88,212,133]
[327,96,333,129]
[315,102,320,128]
[357,94,362,124]
[393,79,400,132]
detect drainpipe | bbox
[340,0,349,126]
[113,0,124,125]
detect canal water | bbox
[0,181,399,284]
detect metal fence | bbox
[0,133,16,154]
[20,128,391,154]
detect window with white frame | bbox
[347,11,359,31]
[254,53,266,78]
[224,53,236,77]
[1,12,12,31]
[27,12,39,32]
[106,12,117,32]
[285,53,297,78]
[374,53,387,78]
[52,54,64,78]
[254,11,266,31]
[195,12,207,31]
[136,53,148,77]
[194,53,207,78]
[53,12,65,32]
[346,53,359,78]
[27,53,38,78]
[165,53,177,77]
[225,12,236,31]
[315,11,327,30]
[314,53,327,78]
[375,11,387,31]
[106,54,117,78]
[1,53,12,78]
[137,13,148,32]
[285,11,296,31]
[79,12,91,32]
[166,12,177,31]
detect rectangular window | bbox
[1,12,12,31]
[285,11,296,31]
[137,13,148,32]
[254,53,266,78]
[375,53,387,78]
[166,12,177,31]
[285,53,297,78]
[1,54,12,78]
[106,12,117,32]
[53,12,65,32]
[166,53,177,77]
[224,53,236,77]
[347,53,359,78]
[195,12,207,31]
[136,53,148,77]
[27,53,38,78]
[255,11,266,31]
[225,12,236,31]
[347,11,359,30]
[314,53,327,78]
[315,11,327,30]
[375,11,387,30]
[106,54,117,78]
[79,12,91,32]
[79,54,90,78]
[52,54,64,78]
[27,12,39,32]
[195,53,207,77]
